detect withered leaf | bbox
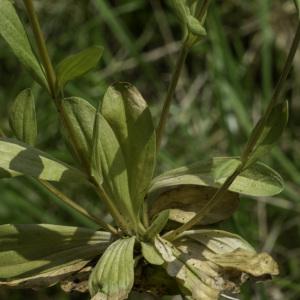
[149,185,239,225]
[154,230,279,300]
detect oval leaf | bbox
[141,242,164,266]
[149,157,284,198]
[91,113,136,229]
[0,0,47,88]
[56,46,104,89]
[89,237,135,299]
[149,186,239,225]
[9,88,37,146]
[0,224,112,288]
[0,138,87,183]
[61,97,96,168]
[101,82,156,217]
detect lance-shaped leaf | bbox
[61,97,96,167]
[155,230,279,299]
[101,83,156,217]
[149,186,239,225]
[0,138,87,183]
[244,101,289,168]
[144,210,169,240]
[9,88,37,146]
[91,112,136,229]
[56,46,104,89]
[90,112,103,185]
[0,224,112,289]
[149,157,284,199]
[89,237,135,299]
[0,0,47,88]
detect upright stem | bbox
[23,0,56,98]
[165,20,300,242]
[23,0,129,234]
[242,22,300,163]
[156,43,189,149]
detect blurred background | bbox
[0,0,300,299]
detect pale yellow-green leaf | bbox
[61,97,96,167]
[150,157,284,198]
[145,210,169,240]
[9,88,37,146]
[0,0,47,88]
[92,113,136,228]
[211,249,279,277]
[89,237,135,299]
[90,112,103,185]
[149,186,239,225]
[154,236,219,299]
[101,82,156,217]
[179,229,255,253]
[0,138,87,183]
[141,242,164,266]
[0,224,112,288]
[56,46,103,89]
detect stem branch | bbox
[23,0,129,234]
[156,44,189,149]
[165,20,300,242]
[39,180,118,234]
[23,0,56,97]
[164,167,242,241]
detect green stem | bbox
[92,180,129,234]
[23,0,129,234]
[242,21,300,163]
[156,43,189,150]
[39,180,118,235]
[164,20,300,242]
[196,0,211,20]
[23,0,56,98]
[164,167,242,241]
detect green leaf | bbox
[90,112,103,185]
[61,97,96,167]
[149,157,284,198]
[179,229,255,253]
[0,138,87,183]
[141,242,164,266]
[0,0,47,88]
[92,113,136,229]
[56,46,104,89]
[9,88,37,146]
[149,186,239,225]
[244,101,289,168]
[89,237,135,299]
[101,82,156,217]
[145,210,169,240]
[0,224,111,288]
